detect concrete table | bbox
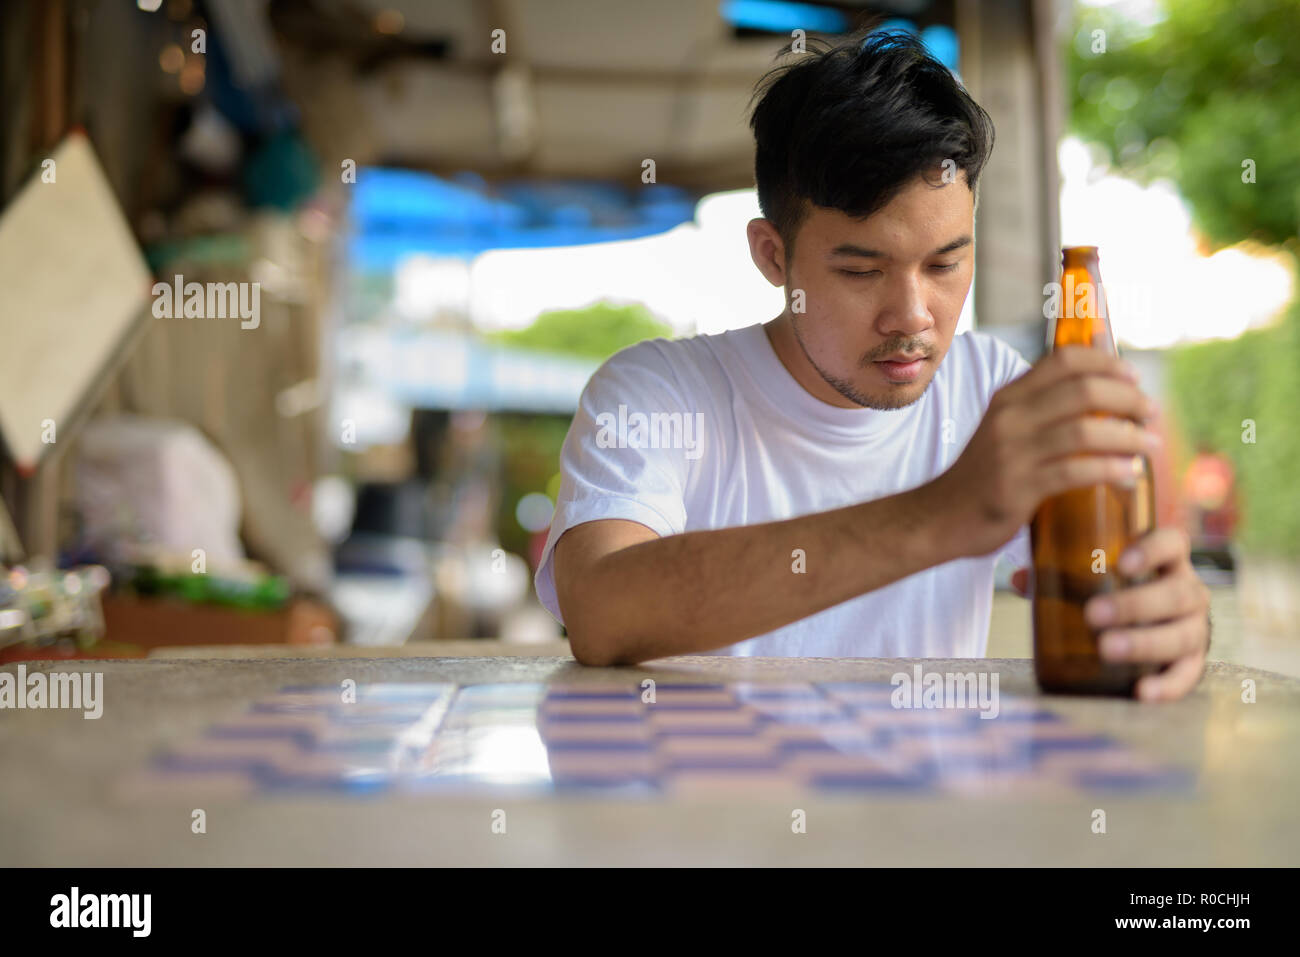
[0,656,1295,866]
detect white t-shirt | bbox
[534,322,1034,658]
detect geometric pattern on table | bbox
[137,681,1195,798]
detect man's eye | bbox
[838,269,880,278]
[931,262,960,272]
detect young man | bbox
[534,31,1210,700]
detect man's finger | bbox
[1136,650,1207,702]
[1098,615,1207,664]
[1024,376,1154,434]
[1016,344,1140,402]
[994,344,1127,408]
[1085,569,1208,629]
[1118,526,1193,578]
[1010,567,1029,597]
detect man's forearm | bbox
[565,482,965,664]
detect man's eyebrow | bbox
[827,243,886,259]
[932,236,973,256]
[827,236,973,260]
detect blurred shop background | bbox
[0,0,1296,672]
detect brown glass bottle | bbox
[1031,246,1159,695]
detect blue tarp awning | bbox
[348,168,698,269]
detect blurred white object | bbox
[311,475,356,545]
[331,383,413,448]
[332,572,433,647]
[75,416,244,563]
[435,543,529,614]
[499,602,563,643]
[178,104,242,175]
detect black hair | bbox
[749,29,995,250]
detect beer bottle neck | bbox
[1054,246,1115,353]
[1062,246,1099,270]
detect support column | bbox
[956,0,1064,360]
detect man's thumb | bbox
[1010,567,1030,597]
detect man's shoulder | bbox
[945,329,1033,393]
[951,328,1029,363]
[590,327,746,397]
[601,327,741,367]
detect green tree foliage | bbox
[1167,302,1300,556]
[1069,0,1300,251]
[494,413,573,560]
[1069,0,1300,556]
[490,301,674,562]
[489,301,673,360]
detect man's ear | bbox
[747,218,788,288]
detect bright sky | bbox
[397,122,1292,350]
[465,189,790,339]
[1079,0,1162,24]
[1058,137,1293,347]
[460,183,978,339]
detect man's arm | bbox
[554,482,958,666]
[557,346,1160,667]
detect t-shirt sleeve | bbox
[987,332,1033,396]
[533,340,696,625]
[986,334,1034,568]
[999,525,1031,569]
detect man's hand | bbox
[1083,527,1211,701]
[951,345,1211,701]
[1011,527,1212,701]
[932,345,1162,558]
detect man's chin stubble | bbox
[822,371,927,411]
[787,315,927,411]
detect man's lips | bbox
[873,355,928,382]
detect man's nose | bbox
[875,271,933,338]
